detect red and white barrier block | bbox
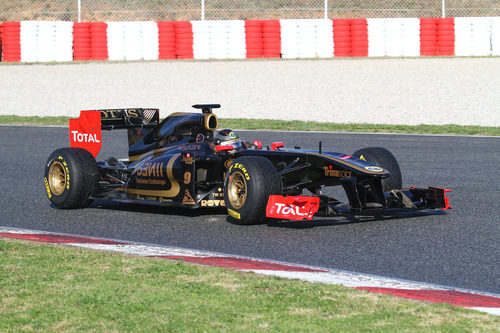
[280,19,333,58]
[191,20,246,60]
[367,18,420,57]
[1,226,499,316]
[456,17,493,56]
[492,17,500,56]
[1,18,500,62]
[106,21,159,61]
[19,21,73,63]
[1,22,21,62]
[0,23,3,59]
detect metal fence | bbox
[1,1,499,22]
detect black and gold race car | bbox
[44,104,451,224]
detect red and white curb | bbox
[1,226,499,316]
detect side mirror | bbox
[271,142,284,151]
[252,140,263,149]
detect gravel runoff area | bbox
[0,58,499,126]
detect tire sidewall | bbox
[44,150,73,207]
[224,156,281,224]
[44,148,97,208]
[224,158,258,222]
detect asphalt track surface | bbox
[1,125,499,294]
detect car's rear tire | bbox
[44,147,99,209]
[224,156,282,225]
[353,147,402,191]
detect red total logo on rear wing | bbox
[69,110,102,158]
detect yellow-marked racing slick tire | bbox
[224,156,282,225]
[353,147,402,192]
[44,148,99,209]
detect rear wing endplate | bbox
[69,109,160,158]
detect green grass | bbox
[1,238,499,332]
[0,115,70,126]
[1,115,499,136]
[220,118,500,136]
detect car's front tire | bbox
[44,148,99,209]
[224,156,282,225]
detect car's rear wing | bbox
[69,109,160,158]
[99,108,159,130]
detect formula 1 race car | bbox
[44,104,451,224]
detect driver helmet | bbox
[215,129,242,151]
